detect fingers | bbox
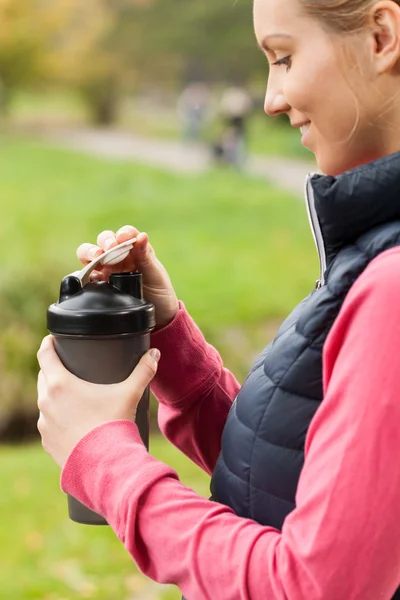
[136,231,148,248]
[124,349,161,398]
[77,226,143,271]
[37,336,67,385]
[77,243,103,266]
[37,369,45,395]
[97,230,118,251]
[133,232,157,269]
[77,230,120,267]
[91,269,107,281]
[37,370,48,414]
[116,225,140,244]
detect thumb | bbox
[37,335,66,381]
[124,349,160,396]
[135,232,158,271]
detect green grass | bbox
[246,113,313,159]
[9,89,89,124]
[0,438,209,600]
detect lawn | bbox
[0,134,317,598]
[0,438,209,600]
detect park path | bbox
[41,126,317,197]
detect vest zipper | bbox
[305,174,327,289]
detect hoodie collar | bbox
[309,150,400,270]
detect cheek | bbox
[286,62,359,142]
[283,55,334,115]
[315,83,360,143]
[283,45,347,114]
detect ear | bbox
[369,1,400,73]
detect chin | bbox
[315,155,345,177]
[316,145,384,177]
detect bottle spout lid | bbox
[49,237,156,335]
[60,239,136,301]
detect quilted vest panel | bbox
[210,223,400,600]
[185,152,400,599]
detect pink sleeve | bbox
[61,247,400,600]
[150,301,241,474]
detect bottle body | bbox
[54,332,150,525]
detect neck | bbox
[374,101,400,158]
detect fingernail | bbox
[104,238,116,250]
[117,225,133,236]
[88,247,101,259]
[150,348,160,362]
[138,232,147,246]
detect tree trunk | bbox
[82,78,119,126]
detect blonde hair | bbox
[300,0,400,33]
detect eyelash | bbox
[272,55,292,72]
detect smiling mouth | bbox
[300,123,311,136]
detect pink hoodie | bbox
[61,247,400,600]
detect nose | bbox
[264,79,291,117]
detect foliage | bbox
[116,0,267,86]
[0,268,56,440]
[0,0,269,120]
[0,0,110,111]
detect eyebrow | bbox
[258,34,293,52]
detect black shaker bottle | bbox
[47,239,156,525]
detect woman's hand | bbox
[77,225,179,328]
[37,336,160,469]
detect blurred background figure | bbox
[212,86,253,169]
[176,82,211,142]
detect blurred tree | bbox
[43,0,119,124]
[49,0,157,124]
[0,0,268,121]
[0,0,112,119]
[123,0,267,87]
[0,0,46,111]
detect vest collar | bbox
[306,150,400,286]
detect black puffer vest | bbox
[209,152,400,599]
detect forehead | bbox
[253,0,309,42]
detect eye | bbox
[272,55,292,72]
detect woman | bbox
[37,1,400,598]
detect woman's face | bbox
[253,0,384,175]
